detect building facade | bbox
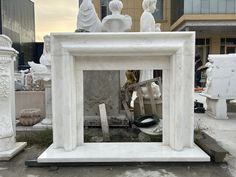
[171,0,236,64]
[90,0,236,65]
[0,0,35,70]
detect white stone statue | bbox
[204,57,214,92]
[139,0,161,99]
[39,35,51,71]
[102,0,132,32]
[141,84,161,99]
[28,35,51,74]
[140,0,161,32]
[27,35,53,127]
[28,61,47,73]
[77,0,102,32]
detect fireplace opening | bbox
[83,70,163,143]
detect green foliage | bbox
[16,129,53,148]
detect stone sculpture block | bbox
[201,54,236,119]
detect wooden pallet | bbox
[122,77,162,121]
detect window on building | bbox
[195,38,210,64]
[195,38,210,87]
[171,0,184,25]
[201,0,210,13]
[100,0,111,19]
[101,3,108,19]
[153,0,164,21]
[221,38,236,54]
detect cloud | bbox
[34,0,78,41]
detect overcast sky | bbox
[33,0,78,41]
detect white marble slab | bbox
[204,54,236,99]
[0,142,27,161]
[38,143,210,163]
[33,121,52,129]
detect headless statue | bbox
[77,0,102,32]
[139,0,161,99]
[102,0,132,32]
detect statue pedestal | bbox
[200,93,229,120]
[0,35,26,161]
[33,75,52,129]
[206,97,228,120]
[41,80,52,125]
[0,142,27,161]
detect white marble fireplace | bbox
[38,32,209,162]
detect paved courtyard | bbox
[0,93,236,177]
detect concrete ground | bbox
[0,93,236,177]
[195,93,236,177]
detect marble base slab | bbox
[0,142,27,161]
[33,121,52,129]
[38,143,210,163]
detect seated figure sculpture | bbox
[76,0,102,32]
[139,0,161,99]
[28,35,51,74]
[102,0,132,32]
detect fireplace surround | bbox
[38,32,209,162]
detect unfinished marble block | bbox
[202,54,236,119]
[19,108,41,126]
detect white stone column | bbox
[0,35,26,160]
[41,80,52,125]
